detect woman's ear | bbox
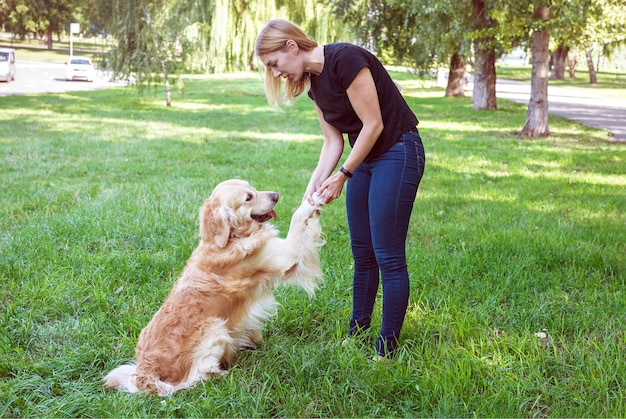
[286,39,299,54]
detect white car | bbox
[65,56,96,82]
[0,48,17,82]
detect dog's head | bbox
[200,179,279,248]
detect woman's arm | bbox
[315,67,384,203]
[304,101,345,203]
[340,66,384,173]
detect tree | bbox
[102,0,189,105]
[1,0,77,47]
[336,0,526,107]
[182,0,341,74]
[411,0,473,98]
[545,0,625,83]
[334,0,471,97]
[446,52,468,98]
[207,0,277,73]
[470,0,498,110]
[584,46,598,84]
[550,44,569,80]
[99,0,342,104]
[38,0,75,50]
[578,0,626,84]
[518,4,551,137]
[80,0,115,37]
[547,1,581,80]
[1,0,38,39]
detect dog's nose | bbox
[271,192,279,203]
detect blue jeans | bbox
[345,130,425,356]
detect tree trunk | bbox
[550,45,569,79]
[162,61,171,107]
[472,47,497,110]
[46,26,53,50]
[445,53,466,98]
[519,28,550,137]
[585,47,598,85]
[471,0,497,110]
[567,50,577,78]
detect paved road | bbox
[0,59,126,97]
[493,79,626,142]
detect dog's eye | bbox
[245,192,253,202]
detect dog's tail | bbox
[104,363,197,396]
[103,363,140,393]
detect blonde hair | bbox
[255,19,318,106]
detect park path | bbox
[493,79,626,142]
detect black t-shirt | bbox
[308,43,419,162]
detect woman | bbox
[255,19,425,359]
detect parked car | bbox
[0,48,17,82]
[65,56,96,82]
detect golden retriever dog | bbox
[104,179,324,396]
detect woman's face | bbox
[260,41,303,82]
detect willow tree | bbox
[177,0,214,73]
[288,0,339,45]
[206,0,340,73]
[103,0,190,105]
[207,0,265,72]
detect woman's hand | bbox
[317,172,347,204]
[303,171,346,205]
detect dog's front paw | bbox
[311,190,326,207]
[292,201,317,224]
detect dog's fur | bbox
[104,179,324,395]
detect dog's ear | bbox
[200,204,233,248]
[213,206,233,248]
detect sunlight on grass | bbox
[519,167,626,186]
[425,120,512,134]
[570,173,626,186]
[522,159,564,169]
[170,102,231,111]
[3,107,320,144]
[400,82,440,92]
[468,190,517,203]
[202,71,265,81]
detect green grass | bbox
[0,34,108,63]
[1,72,625,418]
[497,65,626,99]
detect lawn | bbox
[1,72,625,417]
[0,33,107,64]
[496,65,626,99]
